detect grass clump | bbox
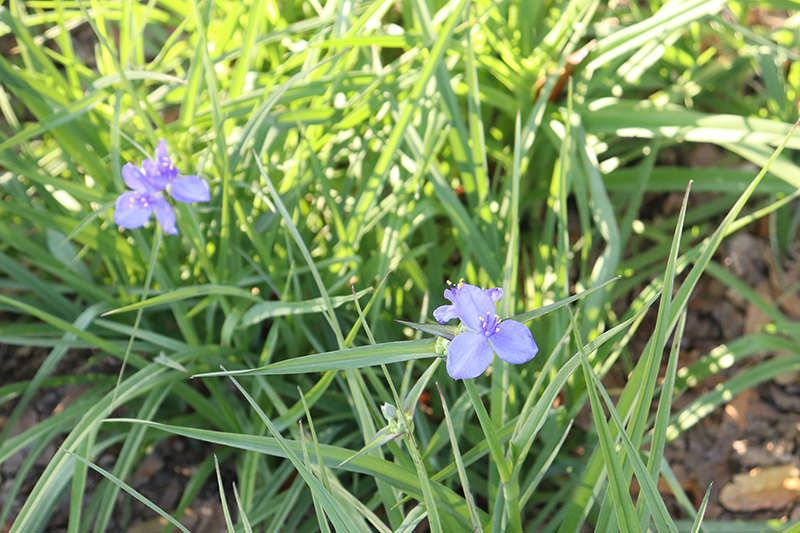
[1,0,799,531]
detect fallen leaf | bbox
[774,371,798,386]
[744,281,773,335]
[533,40,595,102]
[723,389,756,432]
[133,454,164,483]
[720,465,800,511]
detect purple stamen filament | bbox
[478,311,501,336]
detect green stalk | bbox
[502,475,523,533]
[404,430,442,533]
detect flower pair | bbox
[434,280,538,379]
[114,140,210,235]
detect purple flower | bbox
[433,280,538,379]
[114,140,210,235]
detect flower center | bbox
[445,278,466,291]
[478,311,500,337]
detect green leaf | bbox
[511,276,621,323]
[107,418,480,526]
[194,339,438,377]
[241,287,372,326]
[395,320,459,340]
[63,451,190,532]
[102,285,262,316]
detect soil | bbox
[0,349,228,532]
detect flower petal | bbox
[170,175,210,203]
[152,139,178,180]
[122,163,148,191]
[450,284,496,332]
[446,331,493,379]
[486,287,503,302]
[142,159,171,190]
[155,139,170,164]
[433,304,458,323]
[114,191,153,229]
[153,196,178,235]
[488,320,538,365]
[443,287,456,302]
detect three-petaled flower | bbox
[434,280,538,379]
[114,140,210,235]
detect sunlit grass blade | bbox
[584,99,800,150]
[348,0,470,238]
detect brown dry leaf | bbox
[127,517,171,533]
[723,388,756,432]
[133,454,164,483]
[688,144,724,167]
[774,371,799,386]
[776,256,800,319]
[744,281,774,335]
[720,465,800,511]
[126,501,225,533]
[533,40,595,102]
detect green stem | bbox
[502,474,523,533]
[464,380,511,482]
[404,430,442,533]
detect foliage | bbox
[1,0,799,531]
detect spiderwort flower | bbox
[114,140,210,235]
[434,279,538,379]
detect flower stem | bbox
[503,474,524,533]
[464,380,511,482]
[404,430,443,533]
